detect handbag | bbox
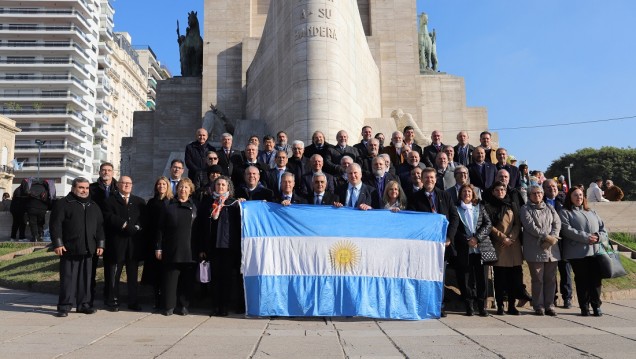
[479,238,498,264]
[595,242,627,279]
[197,260,212,283]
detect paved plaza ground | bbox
[1,287,635,359]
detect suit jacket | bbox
[353,141,369,158]
[306,191,339,205]
[231,161,268,188]
[184,141,216,186]
[381,144,407,167]
[287,156,309,183]
[468,162,497,190]
[422,143,445,168]
[435,166,456,191]
[102,193,147,263]
[324,145,360,175]
[89,179,119,212]
[303,142,332,160]
[235,185,274,202]
[397,163,427,189]
[264,167,294,198]
[275,192,308,205]
[407,187,460,259]
[453,144,475,166]
[404,142,423,157]
[363,172,400,207]
[257,150,276,169]
[300,171,335,197]
[446,184,482,205]
[335,183,379,209]
[217,148,241,176]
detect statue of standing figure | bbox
[177,11,203,77]
[418,12,438,72]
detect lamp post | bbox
[565,163,574,189]
[34,139,46,178]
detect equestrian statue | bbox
[177,11,203,77]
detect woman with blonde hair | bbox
[383,180,407,211]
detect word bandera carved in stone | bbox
[295,26,338,41]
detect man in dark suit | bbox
[353,125,373,158]
[407,167,460,317]
[265,150,294,198]
[300,154,336,196]
[454,131,474,166]
[333,156,354,189]
[404,167,425,202]
[381,131,407,167]
[184,128,216,189]
[363,156,400,208]
[495,148,521,189]
[334,163,379,210]
[232,143,268,188]
[217,133,242,176]
[467,147,497,191]
[446,165,480,204]
[257,135,277,169]
[398,150,426,188]
[422,130,445,168]
[403,126,423,157]
[102,176,146,312]
[277,173,307,205]
[306,172,339,205]
[287,140,309,185]
[324,130,361,175]
[361,138,380,176]
[235,166,274,202]
[303,130,332,160]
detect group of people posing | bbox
[50,126,611,319]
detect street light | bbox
[564,163,574,189]
[35,139,46,178]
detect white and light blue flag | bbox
[241,202,448,320]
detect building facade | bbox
[135,46,172,111]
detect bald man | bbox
[185,128,216,188]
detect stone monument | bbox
[124,1,491,196]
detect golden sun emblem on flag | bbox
[329,240,361,273]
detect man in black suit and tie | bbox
[353,125,373,158]
[467,147,497,191]
[403,126,423,157]
[265,150,293,198]
[333,156,354,189]
[453,131,474,166]
[307,172,339,205]
[217,133,241,176]
[277,173,307,205]
[334,163,378,210]
[361,138,380,176]
[324,130,361,176]
[407,167,459,317]
[495,148,521,189]
[422,130,445,168]
[300,154,335,197]
[235,166,274,202]
[363,156,400,208]
[232,144,268,188]
[102,176,146,312]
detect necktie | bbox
[377,177,384,200]
[348,187,358,207]
[278,169,284,190]
[124,196,129,205]
[459,147,467,165]
[315,194,322,205]
[427,193,436,213]
[105,186,110,198]
[284,195,291,201]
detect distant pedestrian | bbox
[9,187,26,241]
[1,192,10,211]
[603,180,624,201]
[50,178,105,317]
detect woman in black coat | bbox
[454,184,493,316]
[141,176,173,309]
[196,176,242,316]
[155,178,197,316]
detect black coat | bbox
[195,196,241,256]
[102,193,146,263]
[407,187,460,259]
[235,185,274,202]
[185,141,216,186]
[50,193,105,256]
[89,179,118,211]
[231,161,268,188]
[141,197,168,286]
[300,171,335,197]
[216,148,242,176]
[335,183,380,209]
[422,143,445,168]
[275,192,308,204]
[303,142,333,160]
[306,191,339,205]
[453,203,493,268]
[324,145,361,175]
[454,144,475,166]
[264,167,295,198]
[156,198,197,264]
[468,162,497,190]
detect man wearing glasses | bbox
[169,160,185,194]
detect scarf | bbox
[211,191,229,220]
[486,195,514,226]
[460,201,475,233]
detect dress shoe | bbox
[545,308,557,317]
[534,309,545,316]
[592,307,603,317]
[465,307,474,317]
[507,307,520,316]
[128,304,143,312]
[106,305,119,312]
[580,309,590,317]
[563,299,572,309]
[478,308,488,317]
[496,307,505,316]
[162,309,173,316]
[175,307,189,316]
[439,310,447,318]
[516,298,529,307]
[77,307,97,315]
[213,308,228,317]
[56,311,68,318]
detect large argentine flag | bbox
[241,202,448,320]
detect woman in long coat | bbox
[156,178,197,316]
[485,181,524,315]
[196,176,242,316]
[520,185,561,316]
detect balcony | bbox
[146,98,156,110]
[95,111,109,125]
[0,41,93,64]
[0,92,91,111]
[17,125,93,142]
[98,54,112,68]
[21,160,88,173]
[0,24,92,47]
[93,126,108,139]
[0,74,90,94]
[1,108,94,127]
[0,58,91,77]
[15,142,89,156]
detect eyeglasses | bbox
[120,182,132,186]
[208,157,218,160]
[172,166,183,170]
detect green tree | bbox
[546,147,636,200]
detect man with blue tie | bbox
[168,159,184,194]
[266,150,293,198]
[468,147,497,191]
[334,163,378,210]
[277,172,307,205]
[453,131,474,167]
[307,172,339,205]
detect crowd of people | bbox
[49,126,615,319]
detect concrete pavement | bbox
[1,287,636,358]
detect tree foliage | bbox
[545,147,636,200]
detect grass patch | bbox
[603,255,636,291]
[0,249,60,292]
[0,242,37,256]
[611,232,636,251]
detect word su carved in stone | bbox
[295,26,338,41]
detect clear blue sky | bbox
[114,0,636,173]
